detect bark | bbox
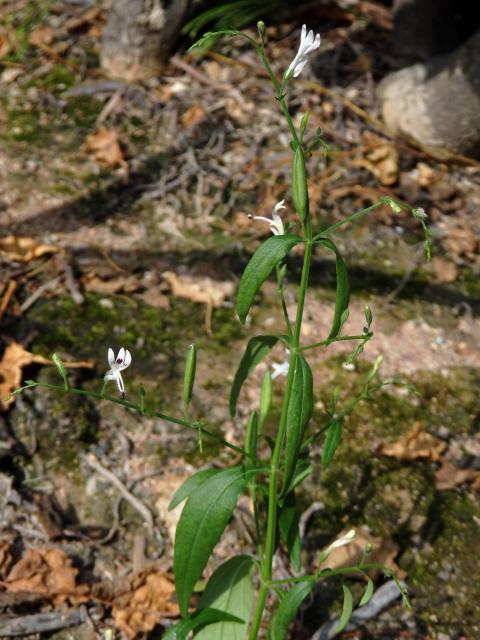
[379,26,480,158]
[100,0,190,80]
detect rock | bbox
[379,27,480,158]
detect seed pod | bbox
[183,344,197,418]
[292,147,309,221]
[259,370,272,428]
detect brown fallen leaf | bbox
[180,104,207,128]
[163,271,234,333]
[320,529,405,579]
[85,127,126,168]
[0,342,94,410]
[29,26,54,48]
[378,422,447,462]
[355,133,399,186]
[82,273,141,295]
[112,569,178,639]
[0,235,59,263]
[434,460,480,491]
[5,548,88,606]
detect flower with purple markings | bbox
[249,199,286,236]
[104,347,132,398]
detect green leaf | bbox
[359,577,374,607]
[268,581,314,640]
[336,584,353,633]
[168,467,221,511]
[278,493,302,572]
[195,555,254,639]
[236,235,302,324]
[229,335,279,417]
[316,238,350,340]
[164,607,243,640]
[281,354,313,494]
[322,418,343,468]
[174,466,248,617]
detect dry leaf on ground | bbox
[0,236,59,263]
[82,273,141,295]
[0,342,94,410]
[85,128,125,168]
[163,271,234,333]
[29,26,54,48]
[180,104,207,128]
[378,422,447,462]
[5,548,88,605]
[112,569,178,639]
[353,132,399,186]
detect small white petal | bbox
[117,347,125,363]
[123,349,132,369]
[115,371,125,394]
[108,348,115,367]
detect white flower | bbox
[104,347,132,398]
[322,529,356,559]
[248,200,286,236]
[272,349,290,379]
[286,24,321,79]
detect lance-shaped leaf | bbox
[163,607,243,640]
[196,555,254,640]
[336,584,353,633]
[174,466,248,617]
[278,492,302,571]
[268,581,314,640]
[359,577,374,607]
[316,238,350,340]
[168,467,221,511]
[229,335,279,417]
[236,235,302,324]
[281,354,313,494]
[322,418,343,468]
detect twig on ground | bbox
[0,609,86,636]
[0,279,16,320]
[20,276,62,312]
[85,453,155,536]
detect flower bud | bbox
[257,21,266,42]
[183,344,197,418]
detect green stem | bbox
[300,332,373,352]
[313,200,384,239]
[276,263,293,337]
[249,237,314,640]
[257,46,300,147]
[19,381,245,455]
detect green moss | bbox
[400,492,480,637]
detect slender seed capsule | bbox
[52,352,68,390]
[245,410,258,463]
[292,146,309,221]
[259,370,272,428]
[183,344,197,418]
